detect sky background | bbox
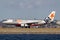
[0,0,60,20]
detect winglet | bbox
[48,11,55,21]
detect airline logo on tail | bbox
[48,11,55,21]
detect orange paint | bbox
[50,13,55,19]
[16,20,22,23]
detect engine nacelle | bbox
[21,24,28,27]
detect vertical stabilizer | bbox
[48,11,55,21]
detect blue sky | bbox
[0,0,60,20]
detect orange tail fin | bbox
[48,11,55,21]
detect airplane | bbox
[1,11,56,28]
